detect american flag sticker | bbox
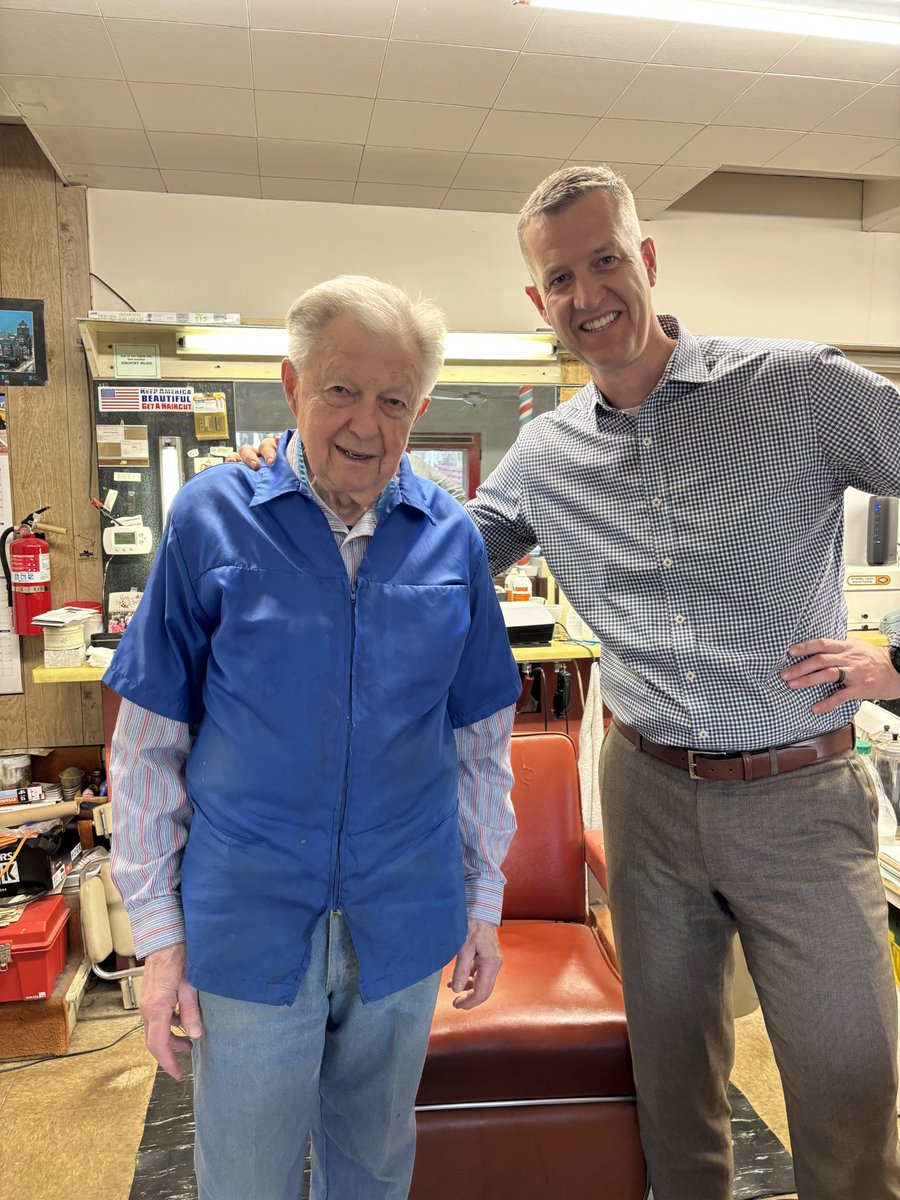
[99,386,142,411]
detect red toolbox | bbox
[0,895,70,1002]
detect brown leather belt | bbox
[612,717,855,782]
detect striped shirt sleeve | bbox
[455,703,516,925]
[108,697,193,957]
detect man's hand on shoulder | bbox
[781,637,900,715]
[141,941,202,1079]
[223,436,281,468]
[449,917,503,1010]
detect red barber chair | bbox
[411,732,648,1199]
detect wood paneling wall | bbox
[0,126,101,750]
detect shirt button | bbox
[698,730,709,740]
[642,436,652,447]
[686,671,695,681]
[675,614,686,624]
[651,497,662,508]
[662,557,673,567]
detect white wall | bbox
[87,177,900,345]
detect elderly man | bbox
[243,169,900,1199]
[106,275,520,1200]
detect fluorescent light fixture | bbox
[514,0,900,44]
[443,332,557,362]
[177,326,288,356]
[159,436,184,528]
[177,325,557,363]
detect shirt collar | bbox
[249,431,435,524]
[591,313,710,412]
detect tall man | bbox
[243,166,900,1199]
[107,275,520,1200]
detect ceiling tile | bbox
[99,0,247,23]
[32,124,156,167]
[353,182,445,209]
[441,188,528,213]
[634,197,671,220]
[250,0,394,37]
[0,0,98,10]
[147,131,259,173]
[261,177,356,202]
[772,38,900,84]
[472,110,596,158]
[564,159,658,188]
[669,125,802,167]
[496,54,639,118]
[162,169,261,197]
[635,164,713,200]
[651,24,800,72]
[453,153,563,192]
[359,146,465,188]
[391,0,537,51]
[255,92,373,143]
[854,144,900,178]
[378,41,517,107]
[131,83,257,136]
[817,86,900,139]
[765,131,899,173]
[368,100,488,152]
[257,138,363,180]
[105,19,252,87]
[0,75,142,128]
[251,31,385,97]
[0,12,121,78]
[884,70,900,86]
[524,11,675,61]
[715,74,869,131]
[574,117,702,163]
[607,65,757,125]
[61,163,165,190]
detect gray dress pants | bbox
[599,723,900,1200]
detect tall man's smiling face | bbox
[523,189,674,407]
[282,313,430,522]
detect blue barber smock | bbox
[104,436,520,1005]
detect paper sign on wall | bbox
[113,344,160,378]
[97,424,150,467]
[99,386,193,412]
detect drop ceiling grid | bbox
[0,0,897,210]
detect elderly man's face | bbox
[282,315,429,519]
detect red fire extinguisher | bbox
[1,507,53,635]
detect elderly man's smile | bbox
[335,443,375,461]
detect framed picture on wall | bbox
[0,298,48,387]
[407,433,481,499]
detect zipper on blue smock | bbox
[330,579,356,909]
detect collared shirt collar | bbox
[249,430,436,524]
[591,313,710,412]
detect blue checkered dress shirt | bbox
[468,315,900,751]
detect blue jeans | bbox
[192,909,441,1200]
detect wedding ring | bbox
[835,666,846,686]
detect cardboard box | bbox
[0,895,70,1002]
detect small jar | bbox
[0,755,31,789]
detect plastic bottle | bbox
[858,735,898,842]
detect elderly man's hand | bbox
[140,942,202,1079]
[449,917,503,1010]
[781,637,900,714]
[223,437,281,468]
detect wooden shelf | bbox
[512,639,600,663]
[32,666,106,684]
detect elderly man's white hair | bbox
[286,275,446,396]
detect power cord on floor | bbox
[0,1021,143,1074]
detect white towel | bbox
[578,660,604,828]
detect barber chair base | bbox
[411,1101,646,1199]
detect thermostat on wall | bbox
[103,525,153,556]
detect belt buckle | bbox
[686,748,727,781]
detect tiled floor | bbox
[0,972,799,1200]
